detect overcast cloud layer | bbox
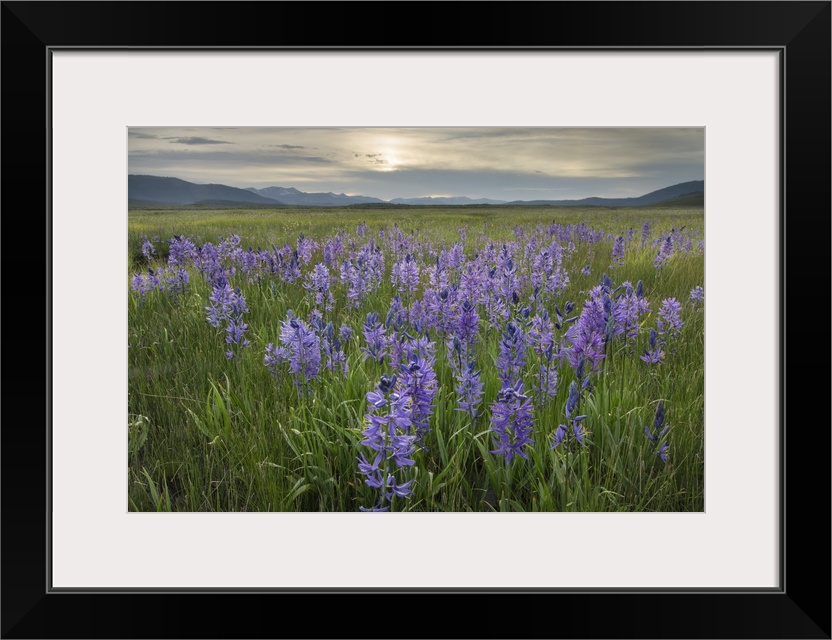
[128,127,704,201]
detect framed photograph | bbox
[4,2,829,638]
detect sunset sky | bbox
[128,127,704,202]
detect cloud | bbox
[168,137,232,145]
[128,127,703,201]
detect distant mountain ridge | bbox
[247,185,385,206]
[506,181,704,207]
[390,196,508,205]
[128,175,281,205]
[129,175,704,208]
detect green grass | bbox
[128,206,704,512]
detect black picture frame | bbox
[3,2,829,638]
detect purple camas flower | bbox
[361,312,387,364]
[645,402,670,463]
[167,235,199,267]
[658,298,683,339]
[358,373,417,511]
[225,317,250,348]
[459,262,488,302]
[339,323,353,342]
[610,236,625,268]
[499,256,520,303]
[386,296,408,333]
[535,360,559,399]
[581,265,591,276]
[455,360,484,422]
[205,280,249,358]
[485,292,509,330]
[654,235,674,269]
[690,285,704,304]
[131,272,152,301]
[165,267,189,300]
[455,300,480,352]
[530,248,552,292]
[306,262,333,309]
[564,380,580,419]
[551,424,567,449]
[496,321,528,387]
[279,313,322,388]
[546,266,570,295]
[142,237,155,261]
[391,254,420,295]
[397,342,438,447]
[611,290,649,343]
[641,221,651,243]
[322,322,348,376]
[563,314,606,375]
[264,342,287,376]
[340,259,365,308]
[654,401,665,429]
[551,381,587,449]
[640,328,665,364]
[489,379,535,463]
[132,266,190,303]
[528,311,555,357]
[296,233,318,265]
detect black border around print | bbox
[2,2,829,638]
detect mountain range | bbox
[129,175,704,208]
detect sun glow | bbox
[377,153,400,172]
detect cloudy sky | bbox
[128,127,704,202]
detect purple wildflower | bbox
[658,298,684,339]
[551,424,567,449]
[279,314,322,388]
[455,360,484,422]
[391,254,420,295]
[131,272,151,301]
[654,235,674,269]
[357,373,417,511]
[167,235,199,267]
[305,262,334,310]
[690,285,704,304]
[339,323,353,342]
[645,402,670,463]
[455,300,480,353]
[563,320,606,375]
[205,280,249,357]
[640,328,665,364]
[496,321,528,387]
[142,237,155,261]
[610,236,625,268]
[322,322,348,376]
[397,347,438,447]
[224,317,251,358]
[264,342,287,376]
[489,379,536,463]
[361,312,387,364]
[551,381,588,449]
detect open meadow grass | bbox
[128,206,704,512]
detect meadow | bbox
[128,206,704,512]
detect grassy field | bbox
[128,206,704,512]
